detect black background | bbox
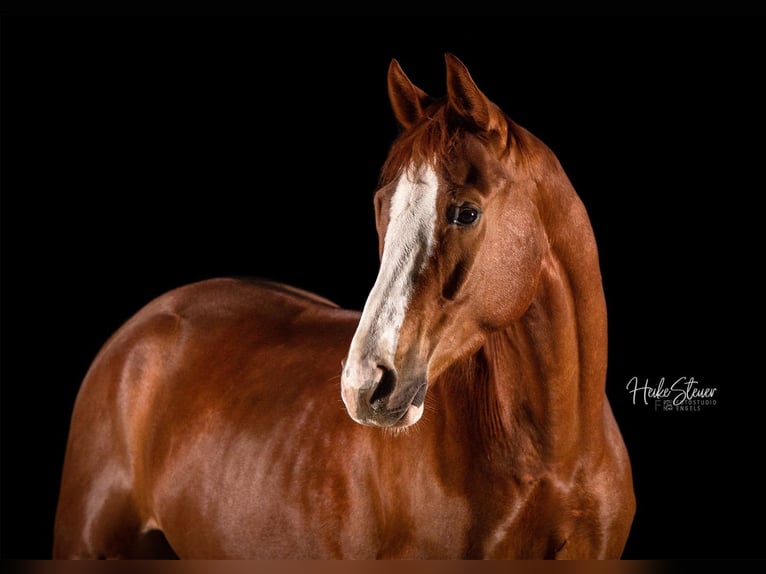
[1,18,763,559]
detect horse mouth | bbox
[376,382,427,428]
[342,363,429,428]
[411,383,427,408]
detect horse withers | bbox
[53,54,635,559]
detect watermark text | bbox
[626,376,717,411]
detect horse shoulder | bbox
[72,283,355,495]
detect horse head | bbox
[341,54,553,428]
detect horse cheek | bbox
[477,209,544,329]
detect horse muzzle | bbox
[341,362,427,428]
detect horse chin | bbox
[367,403,424,430]
[351,398,425,429]
[394,403,425,428]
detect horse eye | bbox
[448,205,480,226]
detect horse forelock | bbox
[380,103,539,189]
[381,112,445,184]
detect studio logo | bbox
[626,376,718,412]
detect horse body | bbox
[53,55,635,559]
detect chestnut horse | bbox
[53,54,635,559]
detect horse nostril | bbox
[369,365,397,412]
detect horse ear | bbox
[388,59,433,129]
[444,53,493,132]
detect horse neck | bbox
[442,169,608,471]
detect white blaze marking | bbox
[342,164,439,393]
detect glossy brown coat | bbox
[53,54,635,559]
